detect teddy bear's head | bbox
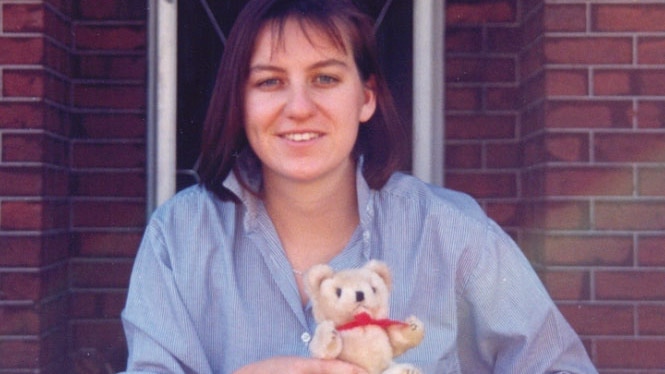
[304,260,392,326]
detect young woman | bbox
[121,0,598,373]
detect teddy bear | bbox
[304,260,425,374]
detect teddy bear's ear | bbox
[304,264,335,297]
[365,260,392,291]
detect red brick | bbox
[72,83,145,110]
[446,114,516,140]
[485,202,519,227]
[74,24,145,51]
[71,113,145,139]
[558,304,634,335]
[0,103,44,129]
[0,167,44,195]
[0,339,40,369]
[445,87,481,111]
[595,69,665,96]
[596,271,665,301]
[445,27,482,54]
[69,291,127,319]
[0,234,68,267]
[71,231,142,258]
[0,200,68,231]
[523,200,591,230]
[446,57,515,84]
[545,69,588,96]
[520,41,544,81]
[71,142,145,168]
[545,4,587,32]
[638,235,665,267]
[71,201,145,228]
[486,86,518,111]
[595,133,665,163]
[77,0,147,20]
[2,69,46,98]
[596,201,665,231]
[638,305,665,335]
[74,55,146,80]
[485,141,520,168]
[70,261,133,289]
[540,270,591,301]
[541,235,633,267]
[593,4,665,32]
[545,101,633,128]
[2,4,44,33]
[544,37,632,65]
[636,101,665,129]
[596,339,665,369]
[446,1,516,25]
[69,320,126,367]
[0,37,44,64]
[445,171,517,199]
[486,26,521,54]
[71,171,145,197]
[638,37,665,64]
[445,143,482,169]
[2,133,67,165]
[543,166,633,196]
[639,167,665,196]
[0,305,40,335]
[523,133,590,166]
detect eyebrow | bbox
[249,58,350,73]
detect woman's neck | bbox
[262,163,360,271]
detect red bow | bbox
[336,312,407,331]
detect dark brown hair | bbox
[197,0,406,201]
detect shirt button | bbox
[301,332,311,343]
[363,231,371,241]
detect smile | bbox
[282,132,322,142]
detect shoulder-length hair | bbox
[196,0,407,201]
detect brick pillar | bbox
[521,0,665,371]
[0,1,71,372]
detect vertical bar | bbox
[412,0,445,186]
[147,0,178,215]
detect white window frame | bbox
[146,0,445,214]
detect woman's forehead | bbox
[258,16,351,56]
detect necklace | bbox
[292,268,305,276]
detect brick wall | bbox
[1,1,71,372]
[0,0,146,371]
[448,0,665,372]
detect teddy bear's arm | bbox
[387,316,425,357]
[309,320,343,360]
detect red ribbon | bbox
[336,312,407,331]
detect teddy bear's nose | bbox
[356,291,364,302]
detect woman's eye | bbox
[256,78,281,88]
[314,75,338,85]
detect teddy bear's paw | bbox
[310,320,343,359]
[405,316,424,333]
[383,363,421,374]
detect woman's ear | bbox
[359,75,377,123]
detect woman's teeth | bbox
[283,132,320,142]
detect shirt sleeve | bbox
[119,220,214,374]
[457,220,598,373]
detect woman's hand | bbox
[233,356,368,374]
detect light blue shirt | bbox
[121,165,597,373]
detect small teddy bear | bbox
[304,260,425,374]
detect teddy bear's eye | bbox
[372,287,377,294]
[335,288,342,298]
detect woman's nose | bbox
[284,84,316,119]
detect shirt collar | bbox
[222,156,374,234]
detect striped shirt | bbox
[121,165,597,373]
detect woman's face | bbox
[244,18,376,187]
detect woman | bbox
[121,0,598,373]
